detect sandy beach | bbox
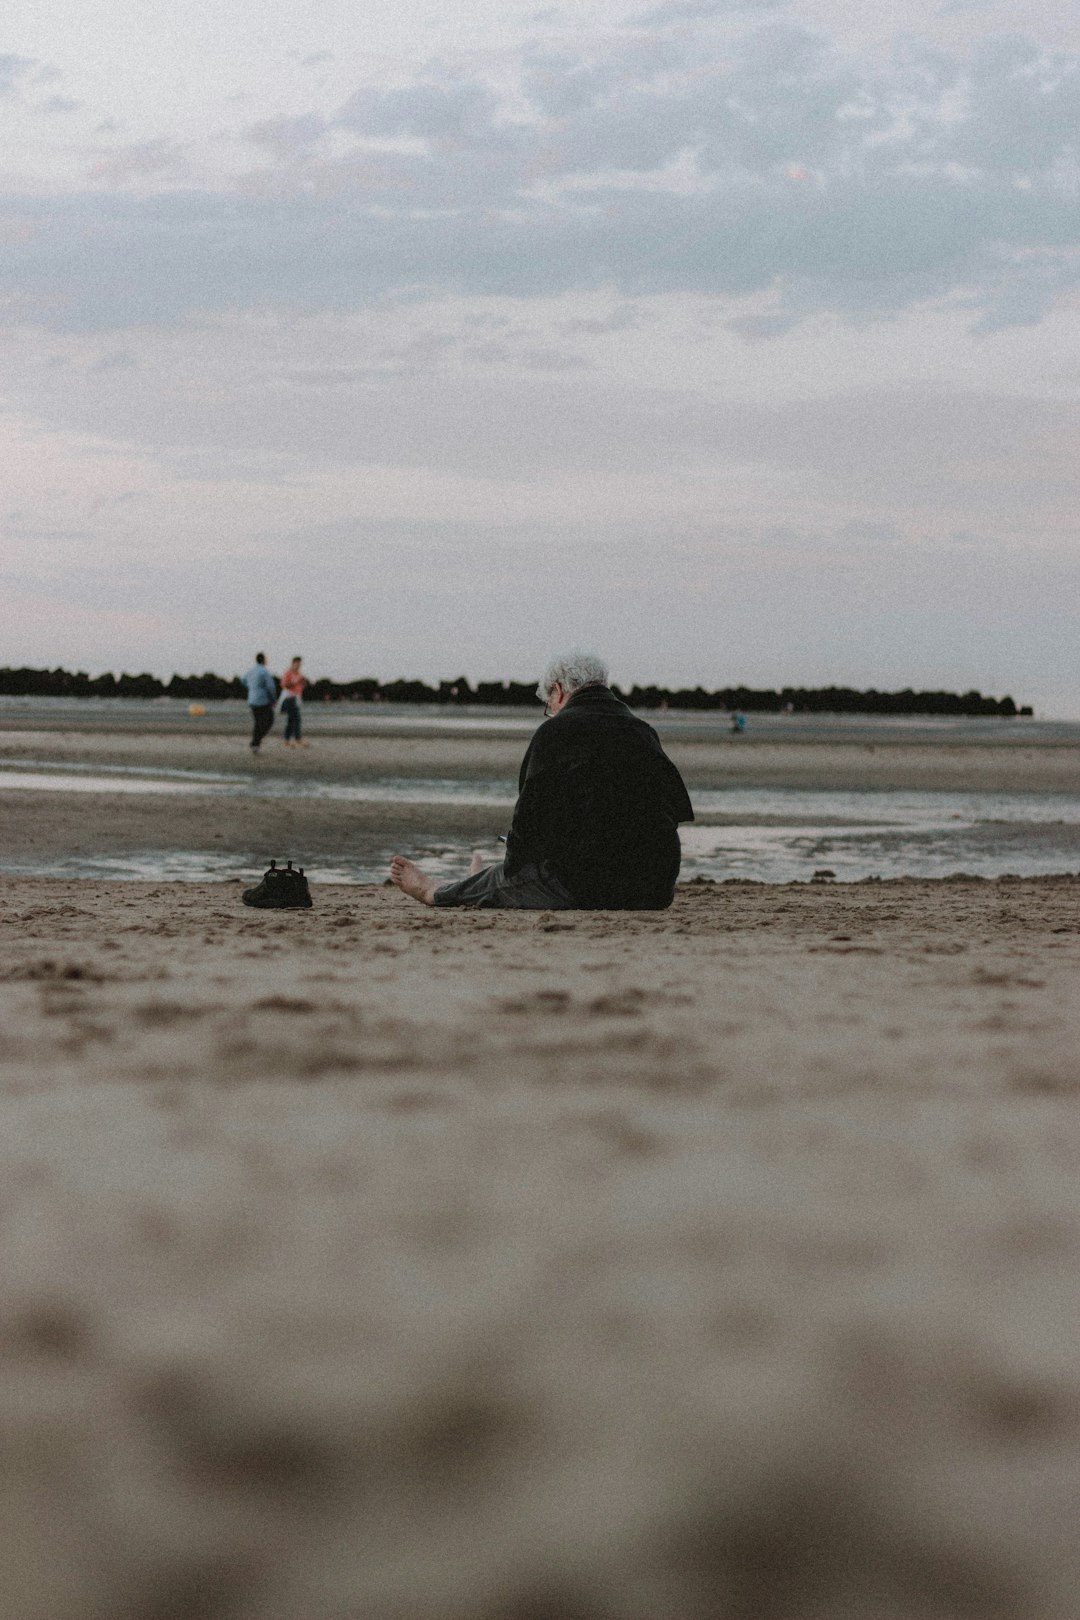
[3,863,1080,1619]
[3,714,1080,1618]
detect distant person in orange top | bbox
[279,655,309,747]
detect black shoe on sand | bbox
[242,860,313,909]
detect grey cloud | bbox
[283,327,459,380]
[8,349,708,479]
[4,511,87,540]
[0,54,38,95]
[89,350,137,371]
[633,0,791,23]
[725,310,804,340]
[521,50,630,118]
[337,79,504,144]
[2,167,1078,334]
[562,303,643,333]
[730,390,1080,492]
[950,36,1080,177]
[967,247,1080,332]
[88,489,148,515]
[12,312,1078,519]
[464,341,590,369]
[244,113,329,158]
[2,25,1079,332]
[518,346,591,369]
[520,38,681,118]
[87,138,188,182]
[938,0,993,13]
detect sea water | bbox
[2,755,1078,885]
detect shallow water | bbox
[0,762,517,809]
[2,758,1078,884]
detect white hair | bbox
[536,651,610,704]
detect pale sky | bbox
[1,0,1078,712]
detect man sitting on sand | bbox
[390,652,694,910]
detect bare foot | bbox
[469,850,486,876]
[389,855,437,905]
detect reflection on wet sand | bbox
[1,756,1078,883]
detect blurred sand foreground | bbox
[3,873,1080,1619]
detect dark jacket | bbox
[504,684,694,909]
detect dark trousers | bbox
[433,859,577,910]
[250,703,275,749]
[281,696,302,741]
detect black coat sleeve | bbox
[503,726,554,876]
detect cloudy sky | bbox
[2,0,1078,712]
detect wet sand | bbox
[3,718,1080,791]
[2,723,1079,874]
[4,872,1080,1619]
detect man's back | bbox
[505,685,693,909]
[243,663,277,706]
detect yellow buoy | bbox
[188,703,207,717]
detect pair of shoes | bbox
[242,860,313,908]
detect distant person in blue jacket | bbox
[242,653,279,752]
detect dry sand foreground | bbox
[4,874,1080,1619]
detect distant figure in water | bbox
[242,652,279,752]
[390,652,694,910]
[730,710,747,734]
[280,655,309,748]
